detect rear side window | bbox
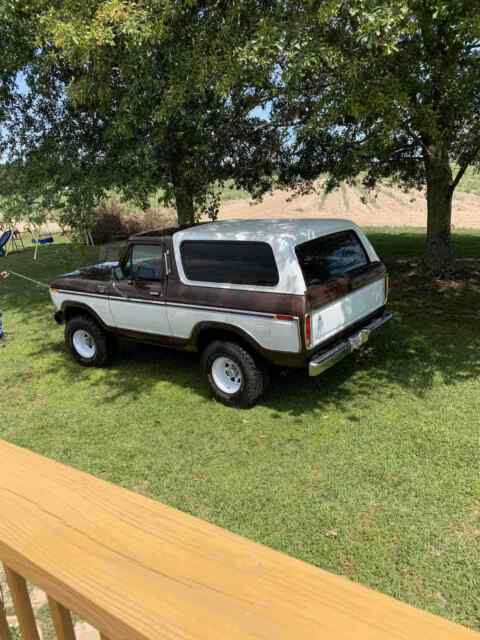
[295,231,369,287]
[180,241,279,286]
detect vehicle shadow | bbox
[20,302,480,417]
[3,253,480,416]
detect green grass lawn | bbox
[1,229,479,632]
[367,226,480,259]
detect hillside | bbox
[218,180,480,229]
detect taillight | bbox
[305,314,312,348]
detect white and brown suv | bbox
[50,219,392,407]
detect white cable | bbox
[5,270,50,289]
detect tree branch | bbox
[451,143,480,192]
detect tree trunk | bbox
[174,184,195,226]
[424,146,454,276]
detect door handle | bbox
[149,291,160,296]
[97,285,106,294]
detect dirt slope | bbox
[219,184,480,229]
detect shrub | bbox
[91,196,176,244]
[123,213,143,237]
[142,207,175,231]
[91,197,128,244]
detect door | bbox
[109,243,172,337]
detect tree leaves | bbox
[1,1,282,225]
[1,0,479,270]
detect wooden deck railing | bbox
[0,439,478,640]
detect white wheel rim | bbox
[211,356,243,395]
[72,329,97,359]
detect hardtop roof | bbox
[132,219,358,246]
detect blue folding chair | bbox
[32,233,54,260]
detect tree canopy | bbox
[1,1,479,274]
[1,1,282,227]
[267,0,480,273]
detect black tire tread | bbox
[202,340,265,408]
[65,315,110,367]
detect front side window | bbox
[121,244,164,281]
[180,241,279,286]
[295,231,369,287]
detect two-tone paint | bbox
[50,219,389,369]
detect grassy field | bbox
[0,229,479,634]
[457,166,480,195]
[365,226,480,258]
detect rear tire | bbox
[65,315,110,367]
[202,341,265,408]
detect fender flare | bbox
[190,321,265,355]
[60,301,109,331]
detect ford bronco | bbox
[50,219,392,407]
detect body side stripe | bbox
[55,289,297,320]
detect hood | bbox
[50,261,119,292]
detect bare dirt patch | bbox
[219,184,480,228]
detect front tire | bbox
[65,315,110,367]
[202,341,265,408]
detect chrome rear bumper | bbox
[308,312,393,377]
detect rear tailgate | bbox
[296,230,387,349]
[308,266,387,347]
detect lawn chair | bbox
[32,232,54,260]
[31,224,56,260]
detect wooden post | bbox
[48,597,75,640]
[4,567,40,640]
[0,593,11,640]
